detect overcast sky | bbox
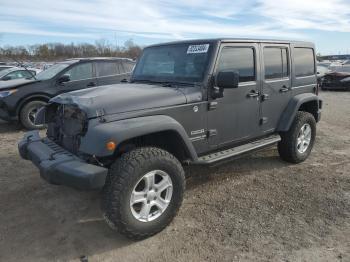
[1,0,350,55]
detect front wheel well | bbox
[114,131,192,163]
[17,96,50,116]
[298,100,319,121]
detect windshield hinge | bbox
[96,108,106,123]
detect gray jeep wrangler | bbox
[19,39,322,239]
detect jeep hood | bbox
[0,78,39,90]
[50,83,202,118]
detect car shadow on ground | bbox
[0,120,23,133]
[185,148,292,190]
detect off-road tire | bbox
[101,147,185,240]
[278,111,316,163]
[19,100,46,130]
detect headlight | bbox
[0,89,17,98]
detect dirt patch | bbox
[0,91,349,262]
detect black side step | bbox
[196,134,281,165]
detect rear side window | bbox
[116,62,125,75]
[264,47,289,79]
[65,63,93,81]
[217,47,255,82]
[123,61,135,73]
[294,48,315,77]
[97,62,119,77]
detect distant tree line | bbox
[0,39,143,62]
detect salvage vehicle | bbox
[0,67,39,81]
[329,60,350,73]
[19,39,322,239]
[321,71,350,90]
[0,57,135,129]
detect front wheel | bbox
[19,100,47,130]
[102,147,185,240]
[278,111,316,163]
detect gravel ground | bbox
[0,91,349,262]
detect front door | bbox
[208,43,261,147]
[260,44,292,133]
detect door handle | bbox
[87,82,96,87]
[247,90,259,98]
[280,86,289,92]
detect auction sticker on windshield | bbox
[187,44,210,54]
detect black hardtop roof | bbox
[146,38,314,48]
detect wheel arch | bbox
[16,93,51,117]
[277,93,321,132]
[79,115,199,162]
[115,129,193,163]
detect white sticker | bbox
[187,44,210,54]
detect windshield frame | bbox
[131,42,216,85]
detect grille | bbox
[47,104,87,154]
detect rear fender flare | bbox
[277,93,321,132]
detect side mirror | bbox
[58,74,70,84]
[216,71,239,89]
[2,76,11,81]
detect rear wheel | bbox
[19,100,47,130]
[278,111,316,163]
[102,147,185,240]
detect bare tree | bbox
[0,40,143,62]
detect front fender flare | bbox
[277,93,321,132]
[79,115,198,161]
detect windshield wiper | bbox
[160,81,195,87]
[133,79,194,87]
[132,79,163,84]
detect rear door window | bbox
[294,48,315,77]
[96,61,130,76]
[217,47,255,82]
[65,63,93,81]
[264,47,289,80]
[123,61,135,73]
[97,62,118,77]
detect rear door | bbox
[96,61,129,86]
[260,44,291,133]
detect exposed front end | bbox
[18,103,108,190]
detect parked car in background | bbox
[0,57,135,129]
[321,71,350,90]
[316,63,330,83]
[0,65,14,72]
[0,67,39,81]
[329,60,350,73]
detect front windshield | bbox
[35,63,70,80]
[132,43,212,83]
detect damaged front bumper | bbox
[18,131,108,190]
